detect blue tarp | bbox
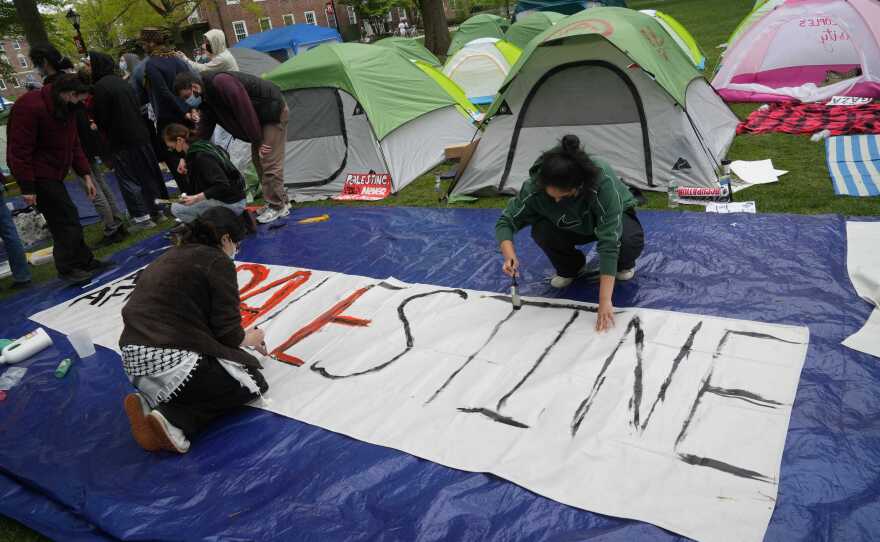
[233,24,342,58]
[0,207,878,541]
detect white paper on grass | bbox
[843,222,880,358]
[730,159,788,193]
[30,263,811,542]
[705,201,756,214]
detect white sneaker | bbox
[256,204,290,224]
[147,410,191,453]
[549,275,575,288]
[616,268,636,281]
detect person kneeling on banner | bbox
[163,123,248,224]
[119,207,268,453]
[496,135,645,332]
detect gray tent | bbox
[228,47,281,77]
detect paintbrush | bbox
[511,273,522,310]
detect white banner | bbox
[31,262,810,542]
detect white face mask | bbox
[119,59,127,72]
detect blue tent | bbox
[514,0,626,18]
[233,24,342,61]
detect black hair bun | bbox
[561,134,580,154]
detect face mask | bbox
[119,60,127,72]
[185,94,202,108]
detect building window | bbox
[283,13,295,25]
[12,77,21,88]
[259,17,272,31]
[12,39,21,50]
[232,20,248,41]
[346,5,356,24]
[325,6,336,28]
[226,0,239,4]
[398,7,407,19]
[0,79,6,90]
[304,11,317,25]
[386,11,393,22]
[18,55,27,68]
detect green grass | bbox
[1,0,878,537]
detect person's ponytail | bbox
[561,134,581,155]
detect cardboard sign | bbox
[827,96,873,106]
[334,173,392,201]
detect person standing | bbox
[75,68,128,244]
[90,50,166,230]
[7,74,113,285]
[174,71,290,223]
[28,42,73,85]
[0,173,31,290]
[176,29,239,73]
[140,28,191,196]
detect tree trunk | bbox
[13,0,49,45]
[420,0,450,56]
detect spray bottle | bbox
[511,274,522,311]
[0,328,53,364]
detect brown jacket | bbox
[119,244,259,368]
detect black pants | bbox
[113,144,166,218]
[531,210,645,278]
[34,180,96,276]
[156,357,268,439]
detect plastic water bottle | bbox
[667,182,679,208]
[0,328,53,364]
[434,176,441,193]
[55,358,73,378]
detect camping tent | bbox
[447,14,511,56]
[374,37,441,67]
[514,0,626,18]
[504,11,564,49]
[713,0,880,102]
[228,47,282,77]
[233,24,342,61]
[452,8,738,197]
[639,9,706,70]
[443,38,521,104]
[264,43,478,201]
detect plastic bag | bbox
[0,366,27,391]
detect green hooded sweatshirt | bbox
[495,155,637,276]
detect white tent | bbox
[443,38,517,105]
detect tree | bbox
[11,0,48,45]
[419,0,449,55]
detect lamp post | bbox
[66,8,87,55]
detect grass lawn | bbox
[1,0,877,538]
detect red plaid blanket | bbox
[736,102,880,136]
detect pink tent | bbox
[713,0,880,102]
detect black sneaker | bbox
[87,259,118,272]
[60,269,94,285]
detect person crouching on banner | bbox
[120,207,268,453]
[163,123,248,223]
[495,135,645,332]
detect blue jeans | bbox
[0,191,31,283]
[171,198,247,224]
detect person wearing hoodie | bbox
[7,73,114,285]
[177,29,239,73]
[74,66,128,245]
[90,50,169,231]
[119,53,141,82]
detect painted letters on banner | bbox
[30,263,809,542]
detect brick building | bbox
[195,0,455,46]
[0,37,38,103]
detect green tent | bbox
[453,7,738,196]
[263,43,477,200]
[638,9,706,70]
[374,37,442,68]
[504,11,564,49]
[447,14,511,56]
